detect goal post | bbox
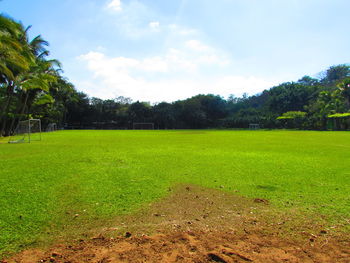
[132,122,154,130]
[46,123,57,132]
[8,119,42,143]
[249,123,260,130]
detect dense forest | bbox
[1,14,350,136]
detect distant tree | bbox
[66,91,92,126]
[227,94,238,104]
[298,75,319,86]
[267,82,317,114]
[115,96,132,105]
[49,77,76,126]
[306,89,346,130]
[127,101,152,123]
[178,97,206,128]
[153,102,175,129]
[321,64,350,83]
[199,94,227,124]
[337,77,350,107]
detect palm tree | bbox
[0,15,30,81]
[0,15,33,136]
[337,78,350,109]
[7,38,61,134]
[0,14,61,136]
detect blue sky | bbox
[2,0,350,102]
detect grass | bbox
[0,130,349,255]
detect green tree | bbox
[321,64,350,83]
[0,14,62,135]
[337,77,350,108]
[0,15,35,135]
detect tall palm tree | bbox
[0,15,30,81]
[0,14,61,136]
[0,15,33,136]
[7,41,61,134]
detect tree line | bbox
[63,65,350,131]
[1,14,350,135]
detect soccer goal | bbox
[46,123,57,132]
[133,122,154,130]
[8,119,42,143]
[249,123,260,130]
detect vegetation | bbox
[0,14,73,136]
[1,9,350,261]
[1,130,350,255]
[38,67,350,131]
[1,14,350,134]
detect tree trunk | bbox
[0,95,11,136]
[8,92,26,135]
[0,84,15,136]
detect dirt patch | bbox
[4,185,350,263]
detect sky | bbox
[1,0,350,103]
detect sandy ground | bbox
[3,185,350,263]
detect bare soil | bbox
[4,185,350,263]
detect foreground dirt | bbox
[4,185,350,263]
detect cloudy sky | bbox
[2,0,350,102]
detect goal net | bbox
[46,123,57,132]
[8,119,42,143]
[133,122,154,130]
[249,123,260,130]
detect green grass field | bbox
[0,130,349,255]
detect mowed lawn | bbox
[0,130,349,254]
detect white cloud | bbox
[105,0,198,40]
[185,40,210,52]
[105,1,160,38]
[107,0,122,12]
[77,43,277,102]
[168,24,198,36]
[149,21,160,30]
[78,37,229,76]
[69,1,287,103]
